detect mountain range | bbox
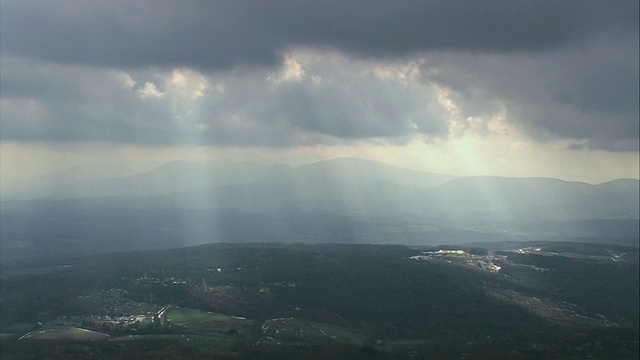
[1,158,638,261]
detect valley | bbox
[1,242,637,359]
[1,159,638,358]
[2,159,638,263]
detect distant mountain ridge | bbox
[1,158,637,261]
[414,176,639,220]
[1,158,455,201]
[2,158,638,222]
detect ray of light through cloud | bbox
[0,1,638,251]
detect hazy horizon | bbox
[1,0,639,187]
[2,155,639,193]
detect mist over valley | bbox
[1,158,637,262]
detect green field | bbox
[163,307,253,334]
[164,307,238,324]
[20,328,109,341]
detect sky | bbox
[1,0,638,185]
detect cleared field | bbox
[164,307,237,323]
[19,327,109,341]
[163,307,253,334]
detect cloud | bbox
[420,35,639,151]
[1,0,637,70]
[564,143,586,151]
[0,0,637,151]
[267,55,305,83]
[0,53,452,146]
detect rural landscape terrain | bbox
[2,158,638,262]
[1,159,638,359]
[2,1,638,359]
[1,241,638,359]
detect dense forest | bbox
[1,242,637,359]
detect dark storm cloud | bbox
[1,0,637,70]
[0,0,638,151]
[273,77,447,139]
[0,55,446,146]
[423,34,639,151]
